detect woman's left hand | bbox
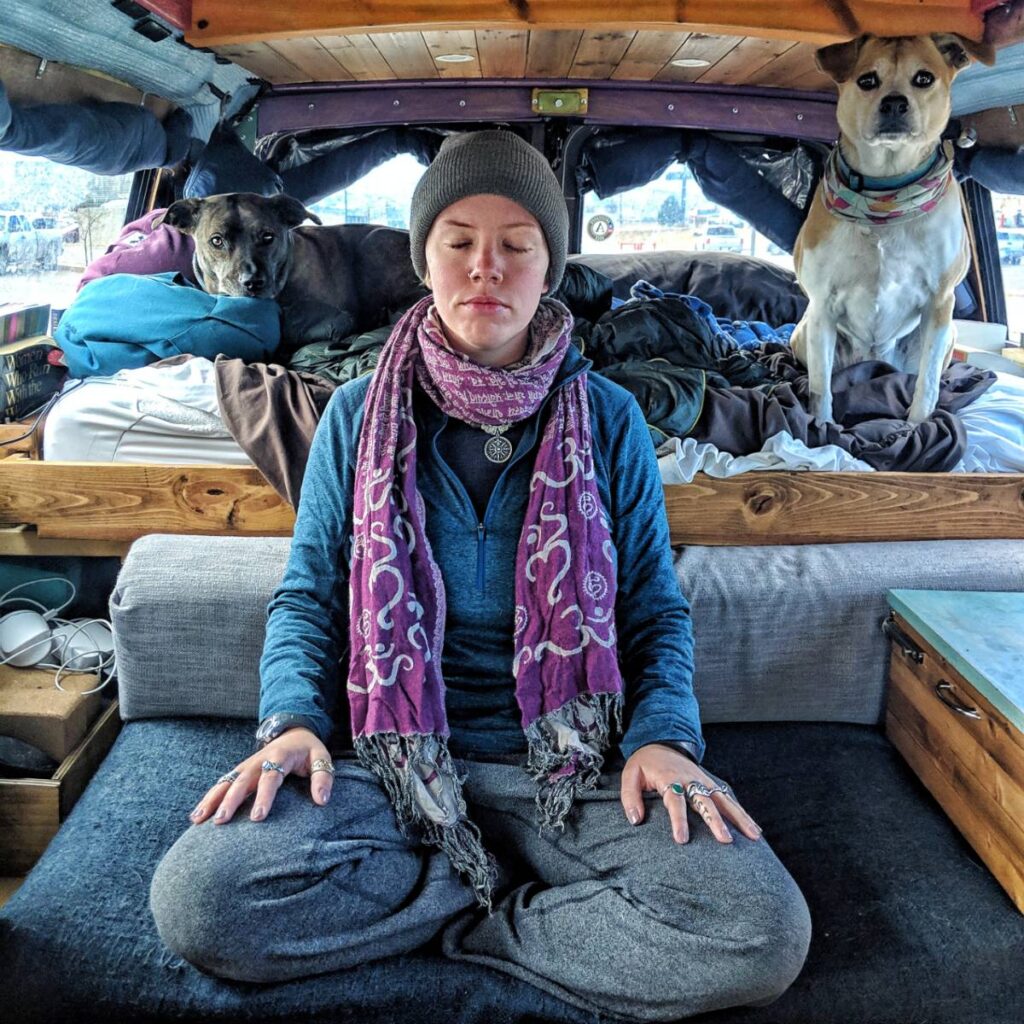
[620,743,762,845]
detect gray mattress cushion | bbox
[111,535,1024,727]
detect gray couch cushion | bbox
[111,535,1024,728]
[111,535,290,720]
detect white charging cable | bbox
[0,577,116,694]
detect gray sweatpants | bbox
[150,754,811,1022]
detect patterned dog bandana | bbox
[348,294,624,908]
[821,142,955,225]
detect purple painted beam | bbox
[259,79,837,141]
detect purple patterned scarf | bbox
[348,294,624,908]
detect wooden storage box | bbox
[0,700,121,874]
[884,590,1024,914]
[0,664,105,762]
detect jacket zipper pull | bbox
[476,522,486,592]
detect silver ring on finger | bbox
[685,780,715,804]
[261,759,286,776]
[707,783,733,799]
[216,769,241,785]
[310,758,335,776]
[659,781,686,797]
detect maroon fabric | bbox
[77,208,196,291]
[213,356,334,507]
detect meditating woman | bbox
[151,129,810,1022]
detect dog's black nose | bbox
[879,93,909,117]
[241,276,266,295]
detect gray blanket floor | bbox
[2,719,1022,1024]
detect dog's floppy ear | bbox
[932,33,997,69]
[815,35,868,83]
[267,194,323,229]
[157,198,203,234]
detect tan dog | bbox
[791,34,994,425]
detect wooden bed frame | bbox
[2,448,1022,557]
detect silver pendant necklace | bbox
[481,423,513,464]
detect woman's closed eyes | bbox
[445,240,533,253]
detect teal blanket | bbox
[55,272,280,378]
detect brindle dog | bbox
[158,192,321,299]
[157,192,427,346]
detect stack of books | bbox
[1,302,67,422]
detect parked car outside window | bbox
[0,151,134,309]
[698,223,744,253]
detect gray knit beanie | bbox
[409,130,569,292]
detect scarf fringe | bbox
[525,691,624,833]
[354,732,499,911]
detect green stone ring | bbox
[670,782,686,795]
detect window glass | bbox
[580,160,794,271]
[0,151,134,314]
[992,191,1024,341]
[307,152,426,228]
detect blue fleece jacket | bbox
[259,343,705,762]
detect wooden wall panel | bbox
[663,473,1024,547]
[525,30,584,77]
[653,34,739,82]
[3,464,1023,547]
[476,29,529,77]
[423,30,482,78]
[789,67,839,92]
[697,37,800,85]
[0,464,295,541]
[370,31,439,79]
[744,41,823,87]
[568,30,636,79]
[211,42,308,83]
[318,34,396,79]
[266,38,354,81]
[611,31,691,80]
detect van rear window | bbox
[580,159,793,269]
[307,153,425,229]
[993,191,1024,342]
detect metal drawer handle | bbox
[934,681,981,719]
[881,613,924,664]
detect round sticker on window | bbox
[587,214,614,242]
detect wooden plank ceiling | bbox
[188,1,986,92]
[212,32,835,91]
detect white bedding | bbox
[658,432,873,483]
[952,371,1024,473]
[43,357,252,465]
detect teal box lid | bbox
[887,590,1024,733]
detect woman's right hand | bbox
[188,727,334,826]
